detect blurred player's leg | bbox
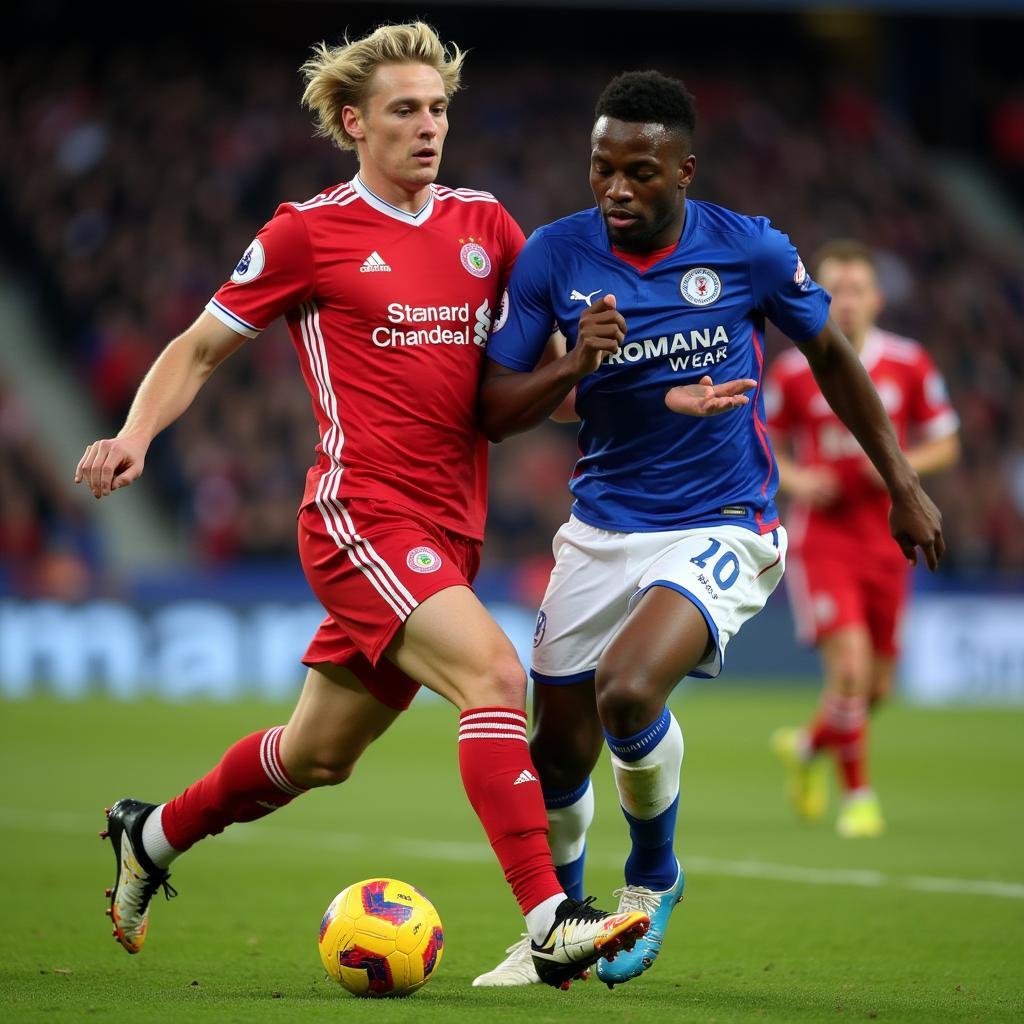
[387,587,648,988]
[102,664,400,953]
[869,654,897,712]
[591,586,702,986]
[814,627,883,837]
[473,679,603,988]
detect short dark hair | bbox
[810,239,877,278]
[594,71,696,139]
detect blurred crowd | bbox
[1,44,1022,599]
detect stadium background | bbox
[1,4,1022,1022]
[1,0,1021,702]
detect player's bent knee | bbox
[833,658,871,697]
[594,667,662,737]
[465,654,527,709]
[287,755,358,789]
[530,735,593,790]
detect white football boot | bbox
[101,798,177,953]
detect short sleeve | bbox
[763,358,793,433]
[206,204,316,338]
[486,229,556,372]
[751,220,831,343]
[908,348,959,440]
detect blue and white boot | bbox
[596,861,685,987]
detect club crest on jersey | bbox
[231,239,265,285]
[680,267,722,307]
[460,242,491,278]
[407,546,442,574]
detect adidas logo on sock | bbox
[359,250,392,273]
[513,769,538,786]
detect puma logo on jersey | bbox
[570,288,600,304]
[360,251,392,273]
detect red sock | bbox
[161,726,307,852]
[807,695,868,792]
[458,708,563,915]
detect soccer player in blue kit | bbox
[472,71,945,988]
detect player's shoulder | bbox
[285,180,360,217]
[533,207,606,244]
[688,200,777,251]
[871,327,929,367]
[432,183,500,206]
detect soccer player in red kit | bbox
[765,240,960,837]
[74,23,647,988]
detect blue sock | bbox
[554,846,587,902]
[543,779,593,903]
[622,797,680,890]
[605,708,684,892]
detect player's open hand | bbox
[664,375,757,417]
[570,294,626,378]
[74,435,147,499]
[888,481,945,571]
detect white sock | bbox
[546,779,594,867]
[141,804,180,869]
[524,892,567,945]
[609,711,684,819]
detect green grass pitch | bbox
[1,687,1021,1023]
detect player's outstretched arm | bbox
[479,295,624,442]
[797,319,945,569]
[75,311,248,499]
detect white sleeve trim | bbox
[205,298,262,339]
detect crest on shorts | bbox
[460,241,491,278]
[231,239,265,284]
[407,546,442,573]
[533,610,547,647]
[680,267,722,306]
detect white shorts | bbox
[531,516,787,683]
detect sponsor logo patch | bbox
[407,546,442,573]
[231,239,265,284]
[360,251,392,273]
[680,267,722,307]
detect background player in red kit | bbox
[74,22,647,987]
[766,240,960,837]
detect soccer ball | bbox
[318,878,444,997]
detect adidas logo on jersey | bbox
[360,251,392,273]
[513,770,538,786]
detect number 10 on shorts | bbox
[690,538,741,590]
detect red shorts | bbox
[298,498,482,711]
[785,546,909,657]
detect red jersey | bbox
[765,327,958,559]
[206,176,525,540]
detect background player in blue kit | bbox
[473,71,945,988]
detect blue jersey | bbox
[487,201,831,534]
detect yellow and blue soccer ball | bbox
[318,878,444,997]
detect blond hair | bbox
[300,22,466,151]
